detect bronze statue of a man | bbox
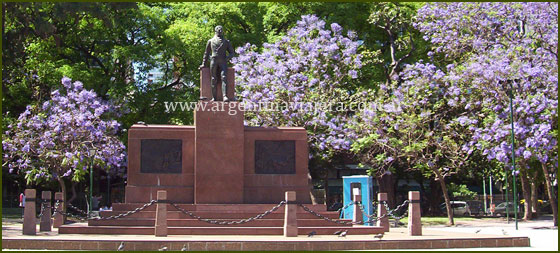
[200,25,235,102]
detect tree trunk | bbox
[519,169,533,220]
[57,177,67,223]
[308,172,318,205]
[541,163,558,226]
[67,181,78,204]
[530,170,538,217]
[433,168,453,225]
[377,173,396,208]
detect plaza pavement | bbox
[1,218,537,251]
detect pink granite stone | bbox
[53,192,64,228]
[377,192,389,232]
[39,191,52,232]
[23,189,36,235]
[408,191,422,236]
[283,191,298,237]
[155,190,167,237]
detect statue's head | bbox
[214,26,223,37]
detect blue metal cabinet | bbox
[342,175,374,225]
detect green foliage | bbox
[447,183,477,200]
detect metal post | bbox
[505,171,510,223]
[489,176,493,215]
[483,176,487,215]
[89,162,93,214]
[509,79,518,230]
[107,174,111,207]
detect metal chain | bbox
[335,201,354,213]
[170,201,286,225]
[52,199,157,221]
[356,202,377,219]
[382,200,409,220]
[67,203,89,217]
[37,201,46,218]
[90,200,156,220]
[52,201,90,221]
[298,203,377,225]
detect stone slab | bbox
[195,101,244,204]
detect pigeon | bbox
[137,121,147,126]
[307,231,317,237]
[159,246,168,251]
[502,229,508,235]
[338,230,348,238]
[475,229,481,234]
[333,230,343,235]
[373,233,384,240]
[181,244,188,251]
[117,242,125,251]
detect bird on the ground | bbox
[475,229,481,234]
[181,244,188,251]
[374,233,384,240]
[117,242,125,251]
[502,229,508,235]
[338,230,348,238]
[307,231,317,237]
[159,246,168,251]
[333,230,343,235]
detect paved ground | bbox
[2,216,553,251]
[418,216,558,251]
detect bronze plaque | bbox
[255,140,295,174]
[141,139,182,174]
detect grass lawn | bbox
[396,216,502,226]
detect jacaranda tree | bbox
[3,77,127,206]
[233,15,363,203]
[350,61,473,225]
[416,2,558,224]
[233,15,363,158]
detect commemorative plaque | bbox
[140,139,182,174]
[255,140,296,174]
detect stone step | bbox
[88,218,353,227]
[99,211,341,219]
[59,223,384,235]
[110,203,327,212]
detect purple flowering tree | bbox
[416,2,558,224]
[350,61,473,225]
[233,15,362,156]
[3,77,126,207]
[232,15,362,203]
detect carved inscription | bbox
[255,140,295,174]
[141,139,182,174]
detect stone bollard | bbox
[408,191,422,236]
[155,190,167,237]
[377,192,389,232]
[53,192,65,228]
[23,189,37,235]
[40,191,52,231]
[352,188,363,226]
[283,191,298,237]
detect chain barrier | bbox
[382,200,409,220]
[298,203,381,225]
[37,201,46,218]
[335,201,354,213]
[52,199,157,221]
[299,199,410,225]
[170,201,286,225]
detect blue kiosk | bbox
[342,175,374,225]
